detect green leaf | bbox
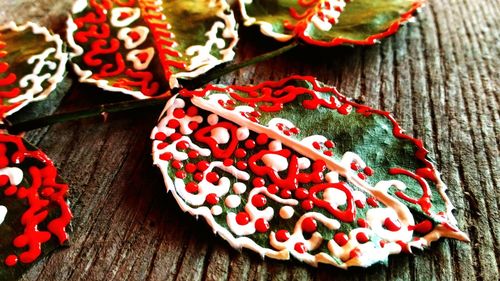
[0,134,72,281]
[0,22,68,123]
[151,76,468,268]
[67,0,238,99]
[239,0,424,46]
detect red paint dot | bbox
[334,232,349,246]
[355,199,365,209]
[5,255,17,266]
[255,218,270,233]
[267,184,279,194]
[253,177,265,187]
[4,186,17,196]
[357,218,368,228]
[295,188,309,200]
[188,150,199,159]
[154,132,167,141]
[294,242,306,254]
[358,172,366,180]
[236,161,247,170]
[197,161,209,171]
[301,217,317,233]
[301,199,314,211]
[176,140,189,150]
[244,140,256,149]
[384,217,402,231]
[206,172,219,183]
[188,122,198,130]
[205,193,219,205]
[356,232,370,243]
[171,160,183,169]
[185,163,196,173]
[186,106,198,116]
[167,119,180,129]
[157,142,168,150]
[290,127,300,134]
[223,159,234,166]
[312,142,320,150]
[159,152,172,161]
[350,162,359,171]
[170,133,182,141]
[349,248,361,259]
[194,172,204,182]
[185,182,199,193]
[280,189,292,199]
[251,194,267,208]
[364,167,374,176]
[325,140,335,148]
[236,212,250,225]
[173,108,185,118]
[366,197,379,207]
[323,151,333,156]
[235,148,247,158]
[409,220,433,234]
[175,171,186,179]
[276,230,290,242]
[256,133,269,145]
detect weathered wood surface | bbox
[1,0,499,280]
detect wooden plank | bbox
[0,0,497,280]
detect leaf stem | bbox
[181,41,300,89]
[5,42,300,133]
[6,98,168,134]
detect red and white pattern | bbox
[151,76,468,268]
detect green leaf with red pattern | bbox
[67,0,239,99]
[151,76,468,268]
[0,134,72,281]
[0,22,67,123]
[239,0,425,46]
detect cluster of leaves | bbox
[0,0,470,278]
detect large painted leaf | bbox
[67,0,239,99]
[239,0,425,46]
[0,22,67,122]
[0,134,72,281]
[151,76,468,268]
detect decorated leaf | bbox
[0,22,67,122]
[0,133,72,280]
[239,0,425,46]
[67,0,239,99]
[151,76,468,268]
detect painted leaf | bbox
[239,0,425,46]
[151,76,468,268]
[0,134,72,281]
[0,22,67,122]
[67,0,239,99]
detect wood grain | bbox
[1,0,498,280]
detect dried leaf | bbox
[151,76,467,268]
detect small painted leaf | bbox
[67,0,239,99]
[239,0,425,46]
[151,76,468,268]
[0,134,72,281]
[0,22,67,122]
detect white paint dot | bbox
[279,206,294,219]
[225,195,241,208]
[211,205,222,216]
[208,114,219,125]
[236,127,249,141]
[233,182,246,194]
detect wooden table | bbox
[2,0,499,280]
